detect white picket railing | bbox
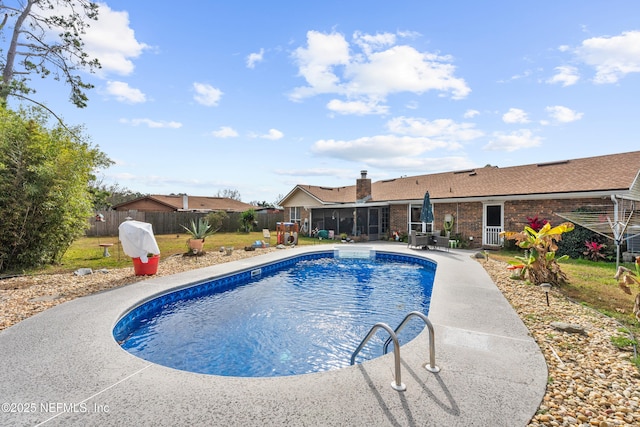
[484,226,503,246]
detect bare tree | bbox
[216,188,242,201]
[0,0,101,108]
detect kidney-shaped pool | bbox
[113,250,436,377]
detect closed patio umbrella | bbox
[420,191,434,224]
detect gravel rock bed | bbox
[480,257,640,427]
[1,250,639,426]
[0,248,277,331]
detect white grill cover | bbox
[118,220,160,263]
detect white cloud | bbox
[327,99,389,115]
[353,31,397,55]
[346,45,470,99]
[264,129,284,140]
[193,82,223,106]
[34,2,150,76]
[547,65,580,86]
[575,30,640,83]
[483,129,542,151]
[120,118,182,128]
[251,129,284,140]
[105,81,146,103]
[274,167,352,178]
[291,31,350,99]
[312,135,451,162]
[211,126,238,138]
[502,108,530,124]
[246,48,265,69]
[80,3,149,76]
[386,117,483,142]
[405,100,419,110]
[463,109,480,118]
[290,30,470,113]
[310,115,481,168]
[506,70,532,82]
[365,155,474,172]
[545,105,583,123]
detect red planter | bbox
[132,255,160,276]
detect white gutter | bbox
[304,190,629,209]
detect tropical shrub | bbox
[584,241,606,262]
[239,209,257,233]
[501,222,575,286]
[527,215,548,232]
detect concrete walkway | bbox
[0,244,547,426]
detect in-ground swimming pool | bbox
[114,250,436,377]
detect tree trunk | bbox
[1,0,34,103]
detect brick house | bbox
[279,151,640,249]
[113,194,256,213]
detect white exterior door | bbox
[483,203,504,246]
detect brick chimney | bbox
[356,170,371,201]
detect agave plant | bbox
[181,218,216,240]
[501,221,575,286]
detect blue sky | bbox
[7,1,640,204]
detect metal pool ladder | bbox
[350,311,440,391]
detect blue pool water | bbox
[115,252,435,377]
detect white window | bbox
[290,207,301,223]
[409,204,432,233]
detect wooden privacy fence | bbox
[87,210,284,237]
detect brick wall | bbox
[436,202,483,246]
[435,197,609,249]
[502,197,606,232]
[389,205,407,235]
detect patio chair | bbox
[408,230,431,249]
[431,232,450,251]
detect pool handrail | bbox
[350,322,406,391]
[383,311,440,373]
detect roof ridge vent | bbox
[454,169,475,174]
[537,160,569,167]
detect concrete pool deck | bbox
[0,243,547,426]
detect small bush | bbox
[557,223,601,259]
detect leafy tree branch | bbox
[0,0,101,108]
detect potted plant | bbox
[132,253,160,275]
[181,218,216,252]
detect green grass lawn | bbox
[489,251,640,337]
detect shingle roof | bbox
[114,195,256,212]
[152,195,255,212]
[295,150,640,203]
